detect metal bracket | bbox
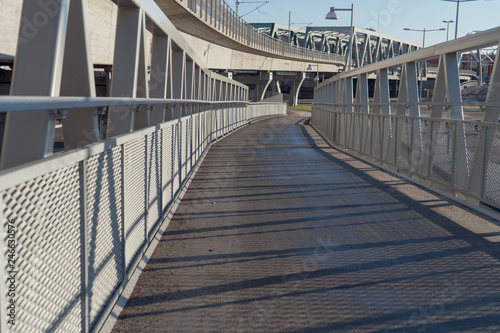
[92,107,107,116]
[51,109,69,121]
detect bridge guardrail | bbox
[0,99,285,332]
[312,105,500,209]
[312,26,500,210]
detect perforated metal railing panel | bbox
[397,119,412,172]
[172,122,181,196]
[431,121,454,187]
[181,118,189,182]
[0,103,284,333]
[187,117,193,175]
[2,165,81,333]
[147,132,162,238]
[162,126,174,212]
[312,107,500,210]
[123,138,146,271]
[484,127,500,205]
[86,146,124,327]
[193,115,199,161]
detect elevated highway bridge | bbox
[0,0,499,332]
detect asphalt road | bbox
[112,109,500,332]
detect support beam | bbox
[60,0,98,151]
[468,42,500,197]
[289,72,306,106]
[1,0,70,170]
[272,79,281,94]
[107,5,143,138]
[257,71,273,101]
[483,41,500,123]
[149,32,170,124]
[134,11,150,130]
[171,44,186,99]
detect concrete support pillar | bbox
[257,71,273,101]
[271,79,281,94]
[289,72,306,106]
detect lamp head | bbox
[306,65,313,70]
[325,7,339,20]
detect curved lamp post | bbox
[326,4,354,71]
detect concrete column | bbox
[271,79,281,94]
[289,72,306,106]
[257,71,273,101]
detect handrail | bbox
[318,26,500,85]
[312,26,500,210]
[0,97,247,112]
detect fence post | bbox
[79,160,89,332]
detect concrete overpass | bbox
[154,0,421,103]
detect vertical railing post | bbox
[79,160,89,333]
[120,144,127,275]
[143,135,149,243]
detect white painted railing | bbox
[312,27,500,209]
[0,99,285,333]
[0,0,287,331]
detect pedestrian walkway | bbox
[112,109,500,332]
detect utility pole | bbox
[235,0,269,16]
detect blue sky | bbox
[230,0,500,47]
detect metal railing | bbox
[0,99,286,332]
[312,105,500,209]
[312,26,500,209]
[177,0,345,64]
[0,0,288,331]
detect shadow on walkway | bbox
[112,111,500,333]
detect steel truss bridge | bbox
[0,0,499,332]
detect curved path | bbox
[112,110,500,332]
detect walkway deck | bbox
[111,110,500,332]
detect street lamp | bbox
[326,4,354,71]
[443,20,454,41]
[404,27,446,48]
[307,63,320,86]
[404,27,446,100]
[441,0,479,39]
